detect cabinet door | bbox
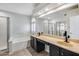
[36,39,45,52]
[49,45,60,56]
[61,48,79,56]
[30,36,34,48]
[30,36,45,52]
[30,36,37,50]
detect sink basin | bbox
[57,41,74,47]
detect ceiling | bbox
[41,4,78,20]
[0,3,35,16]
[34,3,78,18]
[0,3,77,17]
[41,10,68,19]
[33,3,65,16]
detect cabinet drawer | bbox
[36,39,45,52]
[61,48,79,56]
[49,45,60,56]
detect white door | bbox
[0,17,8,50]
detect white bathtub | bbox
[9,36,30,53]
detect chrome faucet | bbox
[63,31,70,43]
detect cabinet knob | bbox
[61,53,64,55]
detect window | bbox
[31,18,36,34]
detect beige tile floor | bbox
[9,49,32,56]
[0,47,48,56]
[27,47,48,56]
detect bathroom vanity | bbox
[30,35,79,56]
[30,36,45,52]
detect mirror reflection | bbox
[31,3,79,39]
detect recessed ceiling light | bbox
[45,8,49,11]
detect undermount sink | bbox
[57,41,74,47]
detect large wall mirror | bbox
[42,20,66,36]
[31,4,79,40]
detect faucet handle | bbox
[68,35,70,38]
[63,31,67,36]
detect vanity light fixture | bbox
[34,3,64,17]
[39,4,77,18]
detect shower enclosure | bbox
[0,16,9,51]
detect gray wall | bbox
[70,15,79,39]
[0,10,31,41]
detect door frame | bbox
[0,16,10,52]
